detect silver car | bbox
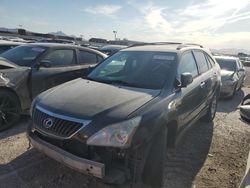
[215,56,245,98]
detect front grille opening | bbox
[33,108,83,138]
[34,130,90,158]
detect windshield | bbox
[215,58,236,72]
[1,45,46,66]
[88,51,177,89]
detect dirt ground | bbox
[0,71,250,188]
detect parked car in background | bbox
[4,36,26,42]
[0,40,23,54]
[242,58,250,67]
[0,43,107,131]
[28,43,221,187]
[215,56,245,98]
[39,39,75,44]
[99,45,127,55]
[239,150,250,188]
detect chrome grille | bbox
[33,106,90,138]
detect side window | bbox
[42,49,76,67]
[193,51,209,74]
[79,51,98,64]
[178,52,198,78]
[239,60,244,68]
[237,60,244,69]
[205,54,215,68]
[204,55,212,69]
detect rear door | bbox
[76,49,104,76]
[193,50,213,110]
[177,51,203,126]
[31,48,83,98]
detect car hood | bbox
[221,69,234,80]
[0,57,18,68]
[36,78,160,120]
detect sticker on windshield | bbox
[31,47,45,52]
[153,55,175,61]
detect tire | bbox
[128,128,168,188]
[203,94,217,122]
[0,90,21,131]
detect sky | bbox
[0,0,250,50]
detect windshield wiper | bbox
[87,77,140,87]
[109,80,131,86]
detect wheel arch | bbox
[0,86,21,108]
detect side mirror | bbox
[239,68,245,71]
[39,60,52,68]
[181,72,193,87]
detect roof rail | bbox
[129,42,182,47]
[128,42,204,50]
[176,43,203,50]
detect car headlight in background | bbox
[87,116,142,148]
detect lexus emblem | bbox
[43,118,54,129]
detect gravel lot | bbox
[1,69,250,188]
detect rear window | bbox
[215,58,236,71]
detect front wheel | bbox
[128,127,168,188]
[0,90,21,131]
[203,94,217,122]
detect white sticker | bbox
[153,55,175,61]
[31,47,45,52]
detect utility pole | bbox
[113,30,117,41]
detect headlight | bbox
[87,116,142,148]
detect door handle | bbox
[200,82,206,88]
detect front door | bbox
[31,48,82,98]
[176,51,203,126]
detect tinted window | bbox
[178,52,198,78]
[236,60,244,70]
[215,58,236,72]
[193,51,209,73]
[88,51,177,89]
[79,51,98,64]
[205,54,215,69]
[238,60,244,68]
[1,46,46,66]
[42,49,76,66]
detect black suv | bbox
[27,43,221,187]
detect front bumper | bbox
[240,106,250,123]
[28,131,105,178]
